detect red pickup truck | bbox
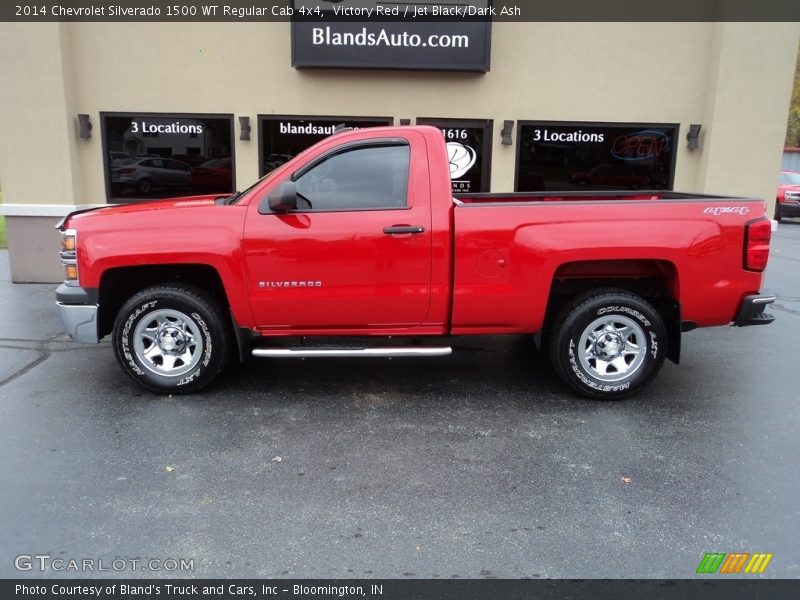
[55,126,774,400]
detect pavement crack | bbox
[770,303,800,317]
[0,351,50,388]
[0,332,83,387]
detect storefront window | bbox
[515,122,678,192]
[417,118,492,194]
[258,115,392,177]
[101,113,234,202]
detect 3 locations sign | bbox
[259,115,392,176]
[515,121,679,192]
[101,113,234,202]
[291,1,492,72]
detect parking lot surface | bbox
[1,222,799,579]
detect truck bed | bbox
[450,192,767,335]
[454,190,739,205]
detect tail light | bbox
[743,217,771,272]
[117,167,136,174]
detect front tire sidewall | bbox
[554,295,666,400]
[113,289,227,393]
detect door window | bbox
[294,144,410,211]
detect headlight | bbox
[60,229,78,285]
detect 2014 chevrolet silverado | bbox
[55,126,774,399]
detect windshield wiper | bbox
[223,191,242,205]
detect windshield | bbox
[779,171,800,185]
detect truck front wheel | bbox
[112,284,230,394]
[548,289,667,400]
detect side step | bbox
[252,347,452,358]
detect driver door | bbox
[243,134,433,332]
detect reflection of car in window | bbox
[191,158,233,192]
[110,157,192,195]
[172,154,208,168]
[109,151,130,166]
[775,170,800,222]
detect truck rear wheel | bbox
[548,289,667,400]
[112,284,230,394]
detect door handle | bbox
[383,225,425,235]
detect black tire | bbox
[137,178,153,194]
[548,289,667,400]
[774,202,782,223]
[112,284,230,394]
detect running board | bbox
[252,347,452,358]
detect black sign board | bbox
[515,121,679,192]
[417,118,493,194]
[101,113,234,202]
[291,1,492,72]
[258,115,393,176]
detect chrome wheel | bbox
[132,309,203,377]
[578,315,645,383]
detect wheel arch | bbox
[98,264,230,339]
[543,259,682,364]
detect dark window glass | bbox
[294,145,410,211]
[516,122,678,192]
[417,119,492,194]
[102,114,234,202]
[259,116,392,177]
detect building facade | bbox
[0,21,798,281]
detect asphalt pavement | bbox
[0,222,799,579]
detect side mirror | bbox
[259,181,298,214]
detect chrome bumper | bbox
[56,302,99,344]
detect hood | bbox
[59,194,223,230]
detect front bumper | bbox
[56,283,99,343]
[733,294,776,327]
[777,200,800,217]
